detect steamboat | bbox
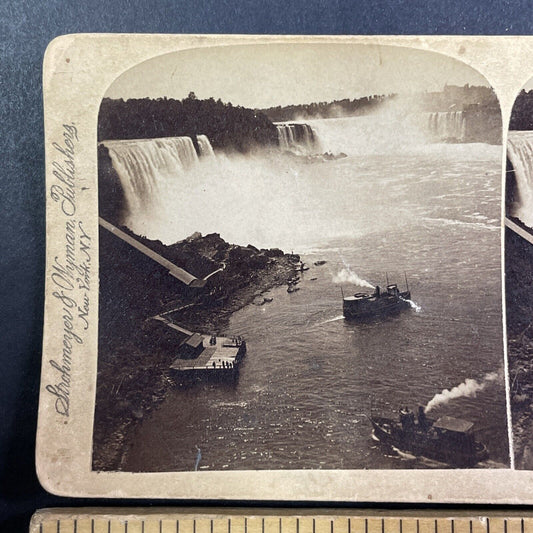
[342,277,411,319]
[370,406,489,467]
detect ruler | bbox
[30,510,533,533]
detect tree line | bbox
[510,90,533,130]
[98,93,278,153]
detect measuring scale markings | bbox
[32,513,533,533]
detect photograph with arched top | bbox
[93,43,509,472]
[506,81,533,469]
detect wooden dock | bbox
[148,314,246,376]
[170,336,245,372]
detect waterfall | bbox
[101,135,214,224]
[507,131,533,228]
[197,134,215,157]
[427,111,466,142]
[276,122,320,154]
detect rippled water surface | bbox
[123,124,508,471]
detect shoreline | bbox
[505,227,533,469]
[92,230,299,471]
[117,265,292,471]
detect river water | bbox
[120,117,509,471]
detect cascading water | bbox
[101,135,215,229]
[276,122,319,154]
[427,111,466,142]
[507,131,533,228]
[98,116,500,249]
[97,114,507,470]
[197,134,215,157]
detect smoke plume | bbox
[332,267,374,288]
[425,371,500,413]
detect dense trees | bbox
[97,86,503,152]
[98,95,279,152]
[510,90,533,130]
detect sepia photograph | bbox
[505,79,533,469]
[91,43,509,473]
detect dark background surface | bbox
[1,1,533,530]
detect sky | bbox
[105,43,491,108]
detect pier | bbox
[170,335,246,373]
[151,314,246,376]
